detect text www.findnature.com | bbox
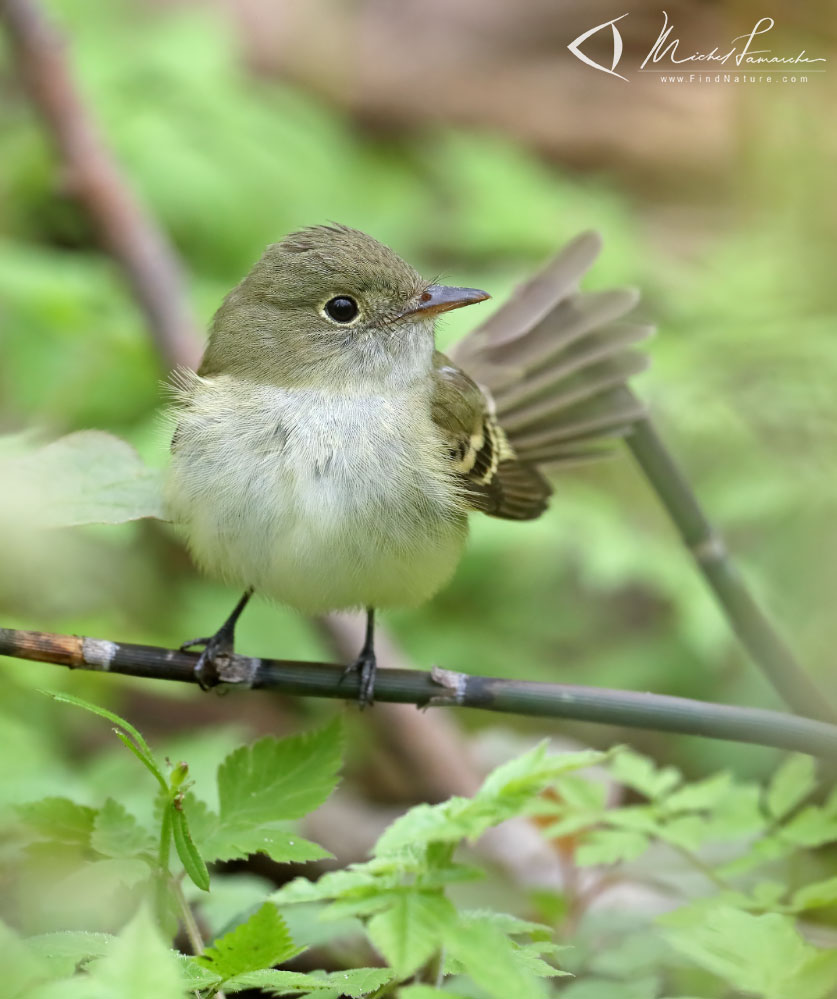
[659,73,809,84]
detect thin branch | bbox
[0,0,201,370]
[621,398,836,725]
[3,627,837,758]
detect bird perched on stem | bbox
[166,225,650,705]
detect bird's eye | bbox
[324,296,359,323]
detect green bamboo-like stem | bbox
[621,397,835,724]
[2,627,837,758]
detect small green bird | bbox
[165,225,649,705]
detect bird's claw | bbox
[341,650,377,709]
[180,631,234,691]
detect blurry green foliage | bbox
[4,698,837,998]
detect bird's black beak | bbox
[399,284,490,319]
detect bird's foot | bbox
[179,626,236,691]
[341,648,377,709]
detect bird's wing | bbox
[449,231,652,474]
[431,351,551,521]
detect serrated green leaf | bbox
[272,868,383,906]
[90,798,155,859]
[791,876,837,912]
[767,755,817,819]
[663,906,837,999]
[478,745,604,804]
[226,967,392,996]
[457,909,554,941]
[217,719,343,827]
[9,431,165,526]
[375,746,603,856]
[610,751,681,801]
[178,956,224,990]
[576,828,649,866]
[196,903,301,982]
[184,794,331,865]
[445,920,547,999]
[512,940,571,978]
[367,891,455,979]
[16,797,96,847]
[171,804,210,891]
[604,806,661,834]
[663,773,732,813]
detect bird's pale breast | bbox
[165,375,468,613]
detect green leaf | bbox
[217,719,343,826]
[84,906,187,999]
[8,430,165,526]
[750,880,787,908]
[575,828,649,866]
[767,755,817,819]
[272,868,383,906]
[16,798,96,847]
[457,909,554,941]
[196,903,302,982]
[780,805,837,847]
[25,931,114,977]
[478,744,604,806]
[90,798,155,859]
[225,967,392,996]
[184,794,332,866]
[445,919,547,999]
[171,803,210,892]
[791,876,837,912]
[551,774,608,811]
[610,750,681,801]
[663,773,732,813]
[178,956,223,990]
[47,692,165,789]
[656,815,709,851]
[375,746,603,855]
[367,891,455,979]
[663,905,837,999]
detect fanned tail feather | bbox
[450,232,652,469]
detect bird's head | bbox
[200,224,489,389]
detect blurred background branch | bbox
[0,0,201,370]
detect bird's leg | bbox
[342,607,377,708]
[180,588,254,691]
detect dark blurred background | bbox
[1,0,836,823]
